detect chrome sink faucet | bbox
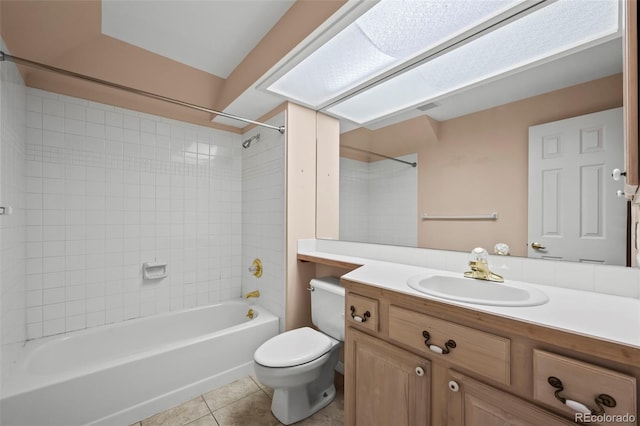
[464,247,504,283]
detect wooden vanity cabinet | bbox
[446,370,574,426]
[345,328,431,426]
[343,279,639,426]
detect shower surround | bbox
[0,41,27,346]
[241,115,286,331]
[18,88,243,340]
[340,154,418,247]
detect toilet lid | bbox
[254,327,333,367]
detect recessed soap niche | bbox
[143,262,168,280]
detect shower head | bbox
[242,133,260,149]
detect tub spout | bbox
[245,290,260,298]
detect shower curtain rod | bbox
[341,145,417,167]
[0,51,285,134]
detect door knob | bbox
[531,242,546,250]
[415,367,425,377]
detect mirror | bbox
[337,36,626,264]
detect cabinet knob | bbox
[612,168,626,181]
[415,367,425,377]
[448,381,460,392]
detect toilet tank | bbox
[310,277,345,341]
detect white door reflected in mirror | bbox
[527,107,626,265]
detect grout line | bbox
[202,394,215,416]
[184,413,219,426]
[249,375,273,399]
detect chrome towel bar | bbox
[421,212,498,220]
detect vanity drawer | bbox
[346,293,379,333]
[533,350,637,424]
[388,305,510,384]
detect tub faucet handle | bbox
[248,258,263,278]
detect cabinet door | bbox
[447,371,574,426]
[345,328,430,426]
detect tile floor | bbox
[130,374,344,426]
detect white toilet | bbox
[253,277,344,425]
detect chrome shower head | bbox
[242,133,260,149]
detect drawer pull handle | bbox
[350,306,371,323]
[422,331,456,354]
[548,376,616,415]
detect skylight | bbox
[266,0,525,107]
[326,0,620,124]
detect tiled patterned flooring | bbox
[130,374,344,426]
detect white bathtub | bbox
[0,300,279,426]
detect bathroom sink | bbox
[406,274,549,307]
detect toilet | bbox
[253,277,344,425]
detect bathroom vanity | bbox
[344,279,638,425]
[297,242,640,426]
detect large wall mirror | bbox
[336,20,628,265]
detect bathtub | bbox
[0,300,279,426]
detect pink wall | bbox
[285,103,317,330]
[419,74,623,256]
[341,75,623,257]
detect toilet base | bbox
[272,383,336,425]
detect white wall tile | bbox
[42,98,64,117]
[20,88,243,337]
[87,108,105,124]
[26,127,42,146]
[26,324,43,341]
[43,302,65,320]
[241,113,286,331]
[594,265,640,297]
[106,111,123,128]
[43,115,65,133]
[27,94,42,113]
[340,155,417,247]
[43,318,65,336]
[1,42,27,345]
[66,103,86,121]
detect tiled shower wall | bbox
[339,157,369,243]
[340,154,417,247]
[0,41,27,345]
[23,88,242,339]
[241,114,286,331]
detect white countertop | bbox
[299,247,640,348]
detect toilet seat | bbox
[255,327,332,367]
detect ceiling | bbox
[101,0,295,78]
[0,0,346,133]
[0,0,623,135]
